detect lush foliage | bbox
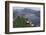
[13,16,26,27]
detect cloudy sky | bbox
[13,7,40,11]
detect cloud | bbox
[13,7,40,11]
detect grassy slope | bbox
[13,16,26,28]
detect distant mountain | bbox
[13,8,40,17]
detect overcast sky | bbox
[13,7,40,11]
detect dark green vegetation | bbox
[13,16,27,28]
